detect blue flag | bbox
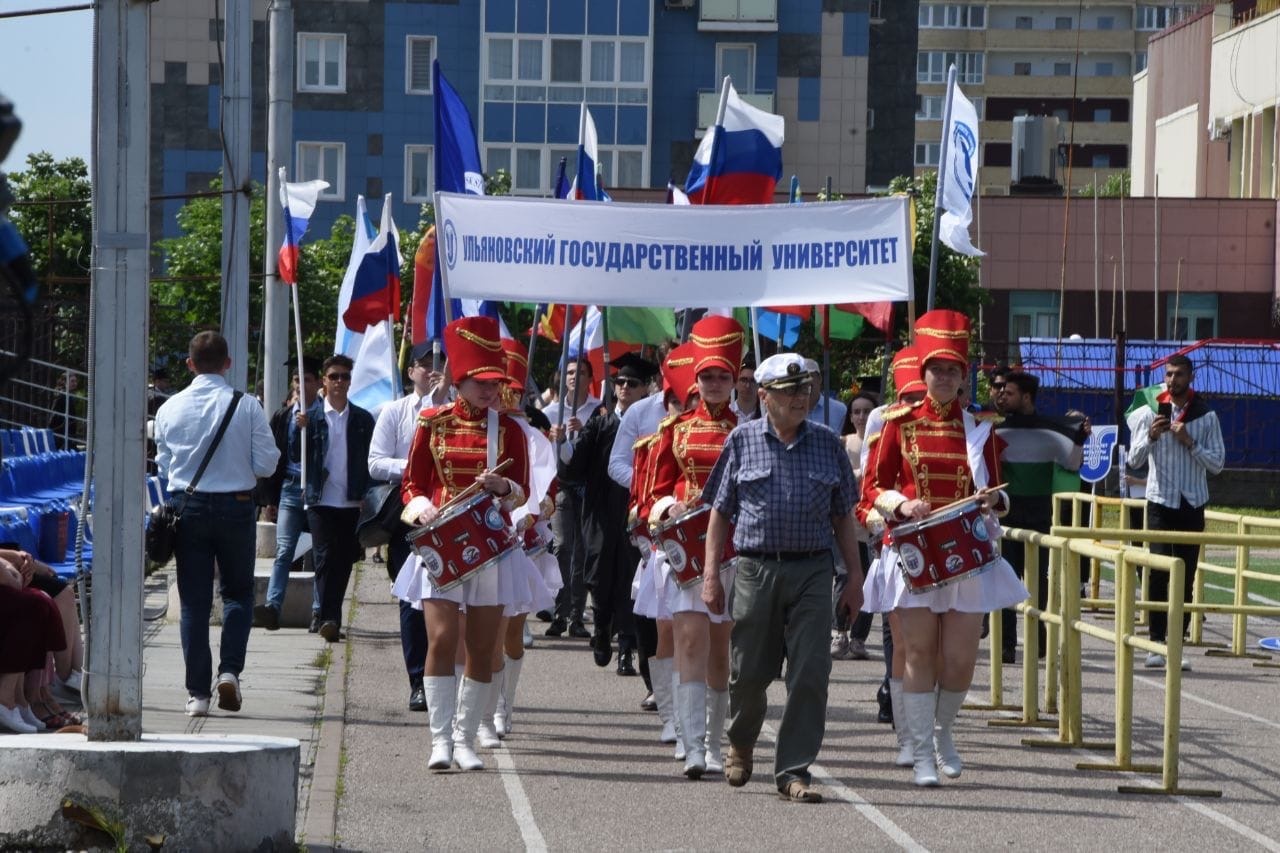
[427,61,489,343]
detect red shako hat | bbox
[501,338,528,391]
[891,345,926,398]
[689,315,746,379]
[913,309,970,368]
[444,316,506,384]
[661,342,699,408]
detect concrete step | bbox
[165,557,316,629]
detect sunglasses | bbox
[326,372,352,382]
[613,377,643,389]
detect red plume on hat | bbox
[689,314,745,379]
[913,309,970,368]
[444,316,506,384]
[891,345,926,398]
[661,342,699,408]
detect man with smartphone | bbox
[1126,354,1225,669]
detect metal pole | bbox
[926,65,958,313]
[263,0,293,414]
[1093,172,1100,339]
[601,307,613,411]
[1153,174,1160,338]
[220,0,252,390]
[87,0,150,741]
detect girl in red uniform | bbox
[393,316,531,772]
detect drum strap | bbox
[963,411,992,491]
[487,409,499,470]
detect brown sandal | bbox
[724,743,753,787]
[778,780,823,803]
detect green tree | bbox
[7,153,93,368]
[1077,171,1131,198]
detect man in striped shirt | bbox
[1126,354,1225,669]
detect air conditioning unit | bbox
[665,0,695,9]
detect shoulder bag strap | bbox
[178,391,244,511]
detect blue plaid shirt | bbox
[703,416,856,552]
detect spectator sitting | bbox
[0,555,73,733]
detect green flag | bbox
[1125,383,1163,416]
[606,306,677,344]
[818,306,865,341]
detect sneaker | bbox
[215,673,242,712]
[830,634,850,660]
[640,692,657,711]
[522,623,534,649]
[1180,656,1192,672]
[1144,653,1166,668]
[848,638,870,660]
[185,696,211,717]
[308,612,321,634]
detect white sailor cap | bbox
[756,353,813,389]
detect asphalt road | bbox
[332,564,1280,852]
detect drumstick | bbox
[926,483,1009,518]
[434,459,514,516]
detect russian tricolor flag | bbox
[684,79,784,205]
[276,170,329,284]
[342,194,401,332]
[569,103,602,201]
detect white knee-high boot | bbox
[705,688,728,774]
[671,665,686,761]
[453,678,489,771]
[650,657,677,744]
[903,690,940,787]
[677,680,708,779]
[934,688,966,779]
[495,654,523,736]
[477,668,504,749]
[889,679,913,767]
[424,675,456,770]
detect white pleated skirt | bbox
[504,548,558,617]
[873,549,1029,614]
[632,549,671,621]
[662,557,735,625]
[392,548,525,610]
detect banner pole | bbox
[926,65,958,313]
[601,307,612,410]
[289,283,308,503]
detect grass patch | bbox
[335,744,349,801]
[310,646,332,671]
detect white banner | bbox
[938,83,984,257]
[434,193,912,309]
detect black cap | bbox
[740,352,756,371]
[610,351,659,381]
[410,341,435,364]
[285,355,324,377]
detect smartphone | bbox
[1157,402,1172,420]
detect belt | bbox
[737,549,828,562]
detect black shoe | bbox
[545,618,567,637]
[980,613,990,640]
[568,620,591,639]
[876,681,893,724]
[592,634,612,668]
[308,612,321,634]
[616,651,638,677]
[1002,646,1017,665]
[408,678,427,712]
[254,604,280,631]
[535,610,554,623]
[319,621,342,643]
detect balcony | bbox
[979,28,1140,52]
[980,74,1133,97]
[697,89,775,133]
[982,120,1132,146]
[698,0,778,32]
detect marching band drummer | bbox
[861,309,1027,787]
[393,316,532,773]
[647,315,746,779]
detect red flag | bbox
[410,227,436,344]
[835,301,894,335]
[770,305,813,319]
[539,304,586,343]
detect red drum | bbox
[889,497,999,593]
[653,504,735,589]
[522,525,549,558]
[628,516,653,551]
[407,493,518,591]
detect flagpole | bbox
[555,310,573,447]
[926,64,958,313]
[750,306,763,369]
[601,307,613,411]
[289,283,308,501]
[701,76,732,208]
[433,191,456,326]
[820,305,831,427]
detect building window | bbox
[869,0,884,20]
[489,38,514,80]
[1137,5,1194,31]
[1135,51,1149,72]
[1055,16,1073,30]
[1097,15,1115,30]
[298,33,345,93]
[1015,16,1032,30]
[297,142,344,200]
[515,148,543,192]
[1095,61,1114,77]
[1092,153,1111,167]
[1167,293,1218,340]
[1054,62,1072,77]
[1014,62,1032,76]
[551,40,582,83]
[917,95,944,120]
[620,42,646,83]
[1010,291,1060,341]
[406,36,435,95]
[518,40,543,81]
[917,51,984,84]
[485,147,512,180]
[717,43,756,93]
[919,4,985,29]
[915,142,940,167]
[590,42,615,83]
[1095,108,1112,123]
[405,145,434,203]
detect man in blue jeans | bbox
[154,331,279,716]
[256,356,321,631]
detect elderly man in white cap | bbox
[699,352,864,804]
[802,357,847,433]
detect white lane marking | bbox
[761,723,929,853]
[493,746,548,853]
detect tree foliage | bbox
[1077,171,1131,198]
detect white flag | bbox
[938,84,984,257]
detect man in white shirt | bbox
[293,354,376,643]
[731,355,760,421]
[368,342,436,711]
[154,331,279,717]
[542,357,602,637]
[803,358,847,433]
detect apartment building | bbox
[914,2,1201,194]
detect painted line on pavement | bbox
[761,723,929,853]
[494,746,548,853]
